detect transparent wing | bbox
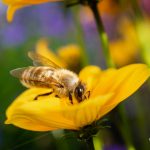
[10,67,64,88]
[10,67,30,78]
[28,51,61,69]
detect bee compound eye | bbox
[74,84,85,102]
[78,88,83,97]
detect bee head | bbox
[74,82,86,102]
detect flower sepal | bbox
[74,118,110,141]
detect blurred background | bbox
[0,0,150,149]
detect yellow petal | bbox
[110,18,139,66]
[5,88,76,131]
[5,114,58,131]
[57,44,81,69]
[6,88,53,117]
[4,0,61,5]
[3,0,63,22]
[79,66,102,91]
[35,39,66,68]
[62,93,114,128]
[98,0,121,14]
[7,5,24,22]
[5,88,114,130]
[110,40,138,66]
[93,64,150,107]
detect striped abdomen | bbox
[20,66,53,88]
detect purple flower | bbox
[104,144,127,150]
[0,3,73,47]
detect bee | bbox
[10,52,90,104]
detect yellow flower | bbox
[35,39,66,68]
[98,0,121,15]
[35,38,81,71]
[57,44,81,70]
[5,64,150,131]
[110,18,139,66]
[3,0,62,22]
[80,0,122,20]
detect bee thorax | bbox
[52,69,79,92]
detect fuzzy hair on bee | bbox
[10,52,90,104]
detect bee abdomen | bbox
[21,67,53,88]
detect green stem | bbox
[88,0,114,68]
[134,93,150,150]
[86,137,95,150]
[93,135,103,150]
[131,0,143,19]
[118,105,135,150]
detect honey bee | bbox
[10,52,90,104]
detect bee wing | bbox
[10,67,64,88]
[10,67,30,78]
[28,51,61,69]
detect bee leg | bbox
[34,91,53,100]
[86,91,90,98]
[69,92,73,104]
[84,91,90,99]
